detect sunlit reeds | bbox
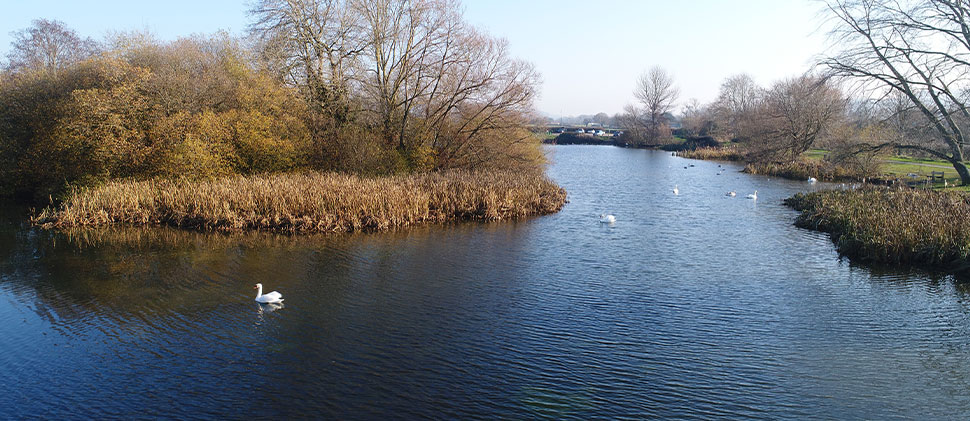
[785,187,970,273]
[34,170,567,233]
[745,160,868,182]
[676,147,745,161]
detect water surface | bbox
[2,146,969,419]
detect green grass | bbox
[886,155,952,165]
[800,149,963,188]
[804,149,827,160]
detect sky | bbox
[0,0,829,117]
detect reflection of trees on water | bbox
[2,222,355,329]
[0,217,531,335]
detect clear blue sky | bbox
[0,0,828,117]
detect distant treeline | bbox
[0,0,544,201]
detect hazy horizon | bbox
[1,0,828,117]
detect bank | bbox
[785,187,970,277]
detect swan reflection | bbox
[257,302,284,316]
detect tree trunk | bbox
[951,159,970,185]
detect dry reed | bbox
[676,147,745,161]
[785,187,970,273]
[33,170,567,233]
[745,160,868,182]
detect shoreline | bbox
[785,188,970,277]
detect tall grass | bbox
[745,160,869,182]
[676,146,745,161]
[34,170,567,233]
[785,187,970,273]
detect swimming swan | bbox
[600,214,616,224]
[672,185,679,195]
[726,191,736,197]
[254,283,283,304]
[746,191,758,200]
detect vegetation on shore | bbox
[675,146,745,161]
[1,4,564,233]
[1,3,546,204]
[743,160,871,183]
[785,188,970,274]
[33,170,567,233]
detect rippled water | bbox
[3,146,970,419]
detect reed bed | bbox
[745,160,868,182]
[676,147,745,161]
[785,187,970,273]
[33,170,567,233]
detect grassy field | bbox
[803,149,967,189]
[33,170,568,233]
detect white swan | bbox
[254,283,283,304]
[672,185,679,195]
[726,191,736,197]
[808,177,817,184]
[746,190,758,200]
[600,214,616,224]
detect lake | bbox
[2,145,969,419]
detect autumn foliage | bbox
[1,8,546,202]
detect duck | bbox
[600,214,616,224]
[672,185,679,195]
[746,190,758,200]
[726,191,736,197]
[808,177,817,184]
[254,283,283,304]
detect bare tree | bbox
[756,75,846,162]
[249,0,541,171]
[713,73,762,141]
[249,0,366,125]
[631,66,679,145]
[6,19,98,76]
[680,98,707,137]
[821,0,970,184]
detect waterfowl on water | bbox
[672,185,679,195]
[254,283,283,304]
[746,191,758,200]
[808,177,817,184]
[600,214,616,224]
[726,191,736,197]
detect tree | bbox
[6,19,98,76]
[249,0,365,128]
[592,112,610,127]
[754,75,846,162]
[712,73,762,141]
[680,98,716,138]
[821,0,970,184]
[631,66,679,145]
[248,0,542,173]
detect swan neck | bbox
[256,285,263,298]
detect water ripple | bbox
[1,147,970,418]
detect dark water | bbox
[3,146,970,419]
